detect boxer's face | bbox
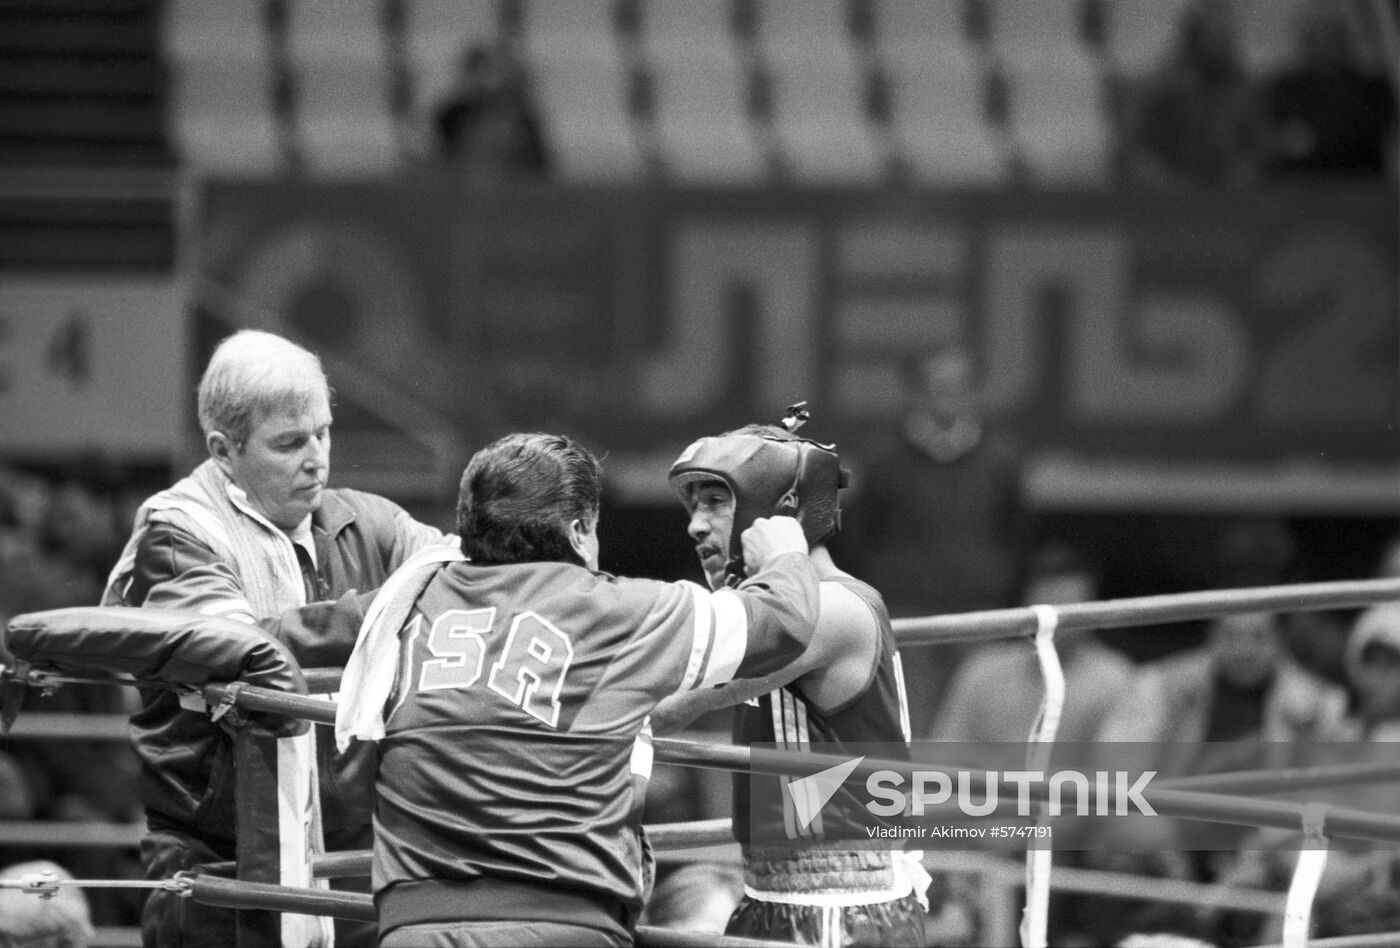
[683,480,735,590]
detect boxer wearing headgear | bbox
[658,406,931,948]
[668,403,849,588]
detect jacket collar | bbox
[313,489,356,538]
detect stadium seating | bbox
[285,0,402,177]
[286,0,387,63]
[637,0,769,183]
[153,0,1394,187]
[982,0,1115,183]
[525,54,648,182]
[163,0,270,65]
[162,0,282,174]
[645,59,770,184]
[986,0,1087,54]
[882,47,1010,186]
[517,0,647,182]
[752,0,890,184]
[294,63,401,178]
[168,60,284,176]
[869,0,971,59]
[1001,53,1114,184]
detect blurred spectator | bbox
[1096,609,1348,871]
[1313,864,1400,938]
[1122,0,1266,185]
[840,343,1028,737]
[39,479,122,605]
[1211,516,1297,589]
[1330,602,1400,740]
[1088,603,1348,944]
[433,40,550,180]
[1215,810,1400,945]
[0,860,95,948]
[640,862,744,934]
[1099,609,1347,764]
[0,471,74,617]
[1264,2,1397,179]
[1204,602,1400,944]
[930,541,1132,744]
[0,465,143,931]
[1374,532,1400,578]
[1209,516,1355,689]
[0,750,36,820]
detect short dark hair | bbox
[457,432,602,566]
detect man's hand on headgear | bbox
[739,516,810,576]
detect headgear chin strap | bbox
[669,404,849,586]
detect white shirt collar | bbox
[226,480,317,567]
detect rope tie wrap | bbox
[1282,803,1332,948]
[1021,604,1064,948]
[209,680,248,728]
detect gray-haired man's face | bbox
[223,389,332,529]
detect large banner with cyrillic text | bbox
[195,181,1398,507]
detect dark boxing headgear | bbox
[669,411,849,580]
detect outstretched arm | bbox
[677,517,822,689]
[652,572,879,734]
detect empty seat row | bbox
[176,0,1338,184]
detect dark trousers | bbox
[140,824,378,948]
[140,829,237,948]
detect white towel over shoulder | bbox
[335,544,465,752]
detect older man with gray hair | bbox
[104,328,453,948]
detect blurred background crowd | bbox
[0,0,1397,946]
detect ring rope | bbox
[18,675,1395,850]
[198,818,746,881]
[7,707,1395,800]
[181,872,793,948]
[1022,604,1064,948]
[1251,934,1400,948]
[1156,761,1400,795]
[0,855,1311,916]
[0,872,189,896]
[13,574,1381,693]
[14,854,1389,947]
[891,577,1400,646]
[182,682,1400,846]
[7,575,1400,944]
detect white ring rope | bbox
[7,576,1400,946]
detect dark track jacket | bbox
[107,487,450,842]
